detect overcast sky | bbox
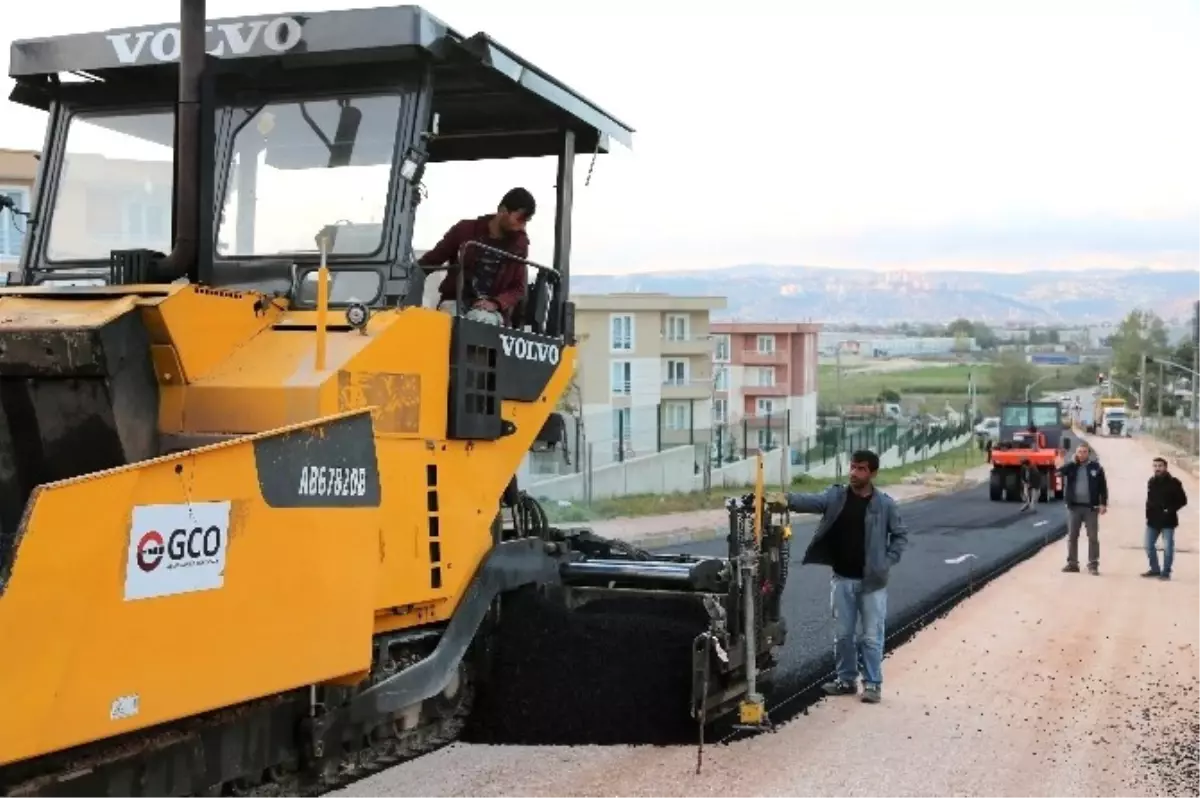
[2,0,1197,275]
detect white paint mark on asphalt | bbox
[945,554,978,565]
[1034,520,1049,527]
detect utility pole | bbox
[835,343,842,413]
[1158,360,1165,420]
[1190,298,1200,458]
[1185,348,1195,458]
[1139,352,1147,421]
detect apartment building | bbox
[0,149,38,278]
[572,293,727,462]
[710,321,821,449]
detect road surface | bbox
[336,464,1156,796]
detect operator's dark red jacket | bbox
[417,215,529,325]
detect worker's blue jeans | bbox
[831,575,887,687]
[1145,526,1175,576]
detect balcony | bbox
[742,350,787,366]
[660,379,712,399]
[660,336,713,356]
[742,383,788,397]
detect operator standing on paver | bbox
[1055,442,1108,575]
[1143,456,1188,581]
[768,450,909,704]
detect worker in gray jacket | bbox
[1054,442,1108,575]
[767,449,909,704]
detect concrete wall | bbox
[528,444,700,502]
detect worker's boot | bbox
[1062,563,1080,573]
[821,679,858,697]
[861,684,882,704]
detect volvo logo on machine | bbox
[106,17,303,65]
[499,333,560,365]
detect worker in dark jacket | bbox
[766,449,909,705]
[1054,443,1108,575]
[1019,458,1041,513]
[417,187,535,326]
[1143,457,1188,580]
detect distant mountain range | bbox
[571,265,1200,325]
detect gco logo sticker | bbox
[135,526,222,573]
[124,501,231,601]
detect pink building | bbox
[709,322,821,448]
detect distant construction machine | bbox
[0,3,790,794]
[989,400,1071,503]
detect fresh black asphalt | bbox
[464,482,1071,746]
[670,483,1071,732]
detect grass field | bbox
[819,363,1082,411]
[543,440,988,523]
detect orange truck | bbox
[988,429,1064,503]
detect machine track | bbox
[0,631,480,798]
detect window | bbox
[664,359,688,385]
[756,397,777,416]
[713,398,728,424]
[757,334,776,354]
[756,427,774,450]
[665,314,689,341]
[218,93,402,257]
[664,401,689,430]
[713,366,728,391]
[47,109,175,260]
[1001,404,1061,428]
[0,187,29,260]
[756,367,775,386]
[610,314,634,351]
[610,360,632,395]
[714,334,730,361]
[612,407,632,441]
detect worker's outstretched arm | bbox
[885,500,909,565]
[776,485,836,514]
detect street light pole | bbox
[1185,348,1195,453]
[1158,361,1165,420]
[1139,353,1147,419]
[1024,372,1055,401]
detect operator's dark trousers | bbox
[1066,505,1100,569]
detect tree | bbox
[972,322,999,350]
[944,318,997,350]
[1107,309,1171,407]
[987,353,1038,406]
[1075,362,1103,387]
[878,388,901,403]
[946,318,974,337]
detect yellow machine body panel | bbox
[0,411,381,766]
[0,285,574,766]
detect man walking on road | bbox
[1055,443,1108,575]
[768,450,909,704]
[1019,457,1041,513]
[1143,457,1188,580]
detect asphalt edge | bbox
[718,514,1071,740]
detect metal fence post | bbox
[618,411,625,463]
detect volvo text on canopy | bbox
[7,0,632,329]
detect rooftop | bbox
[711,321,822,334]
